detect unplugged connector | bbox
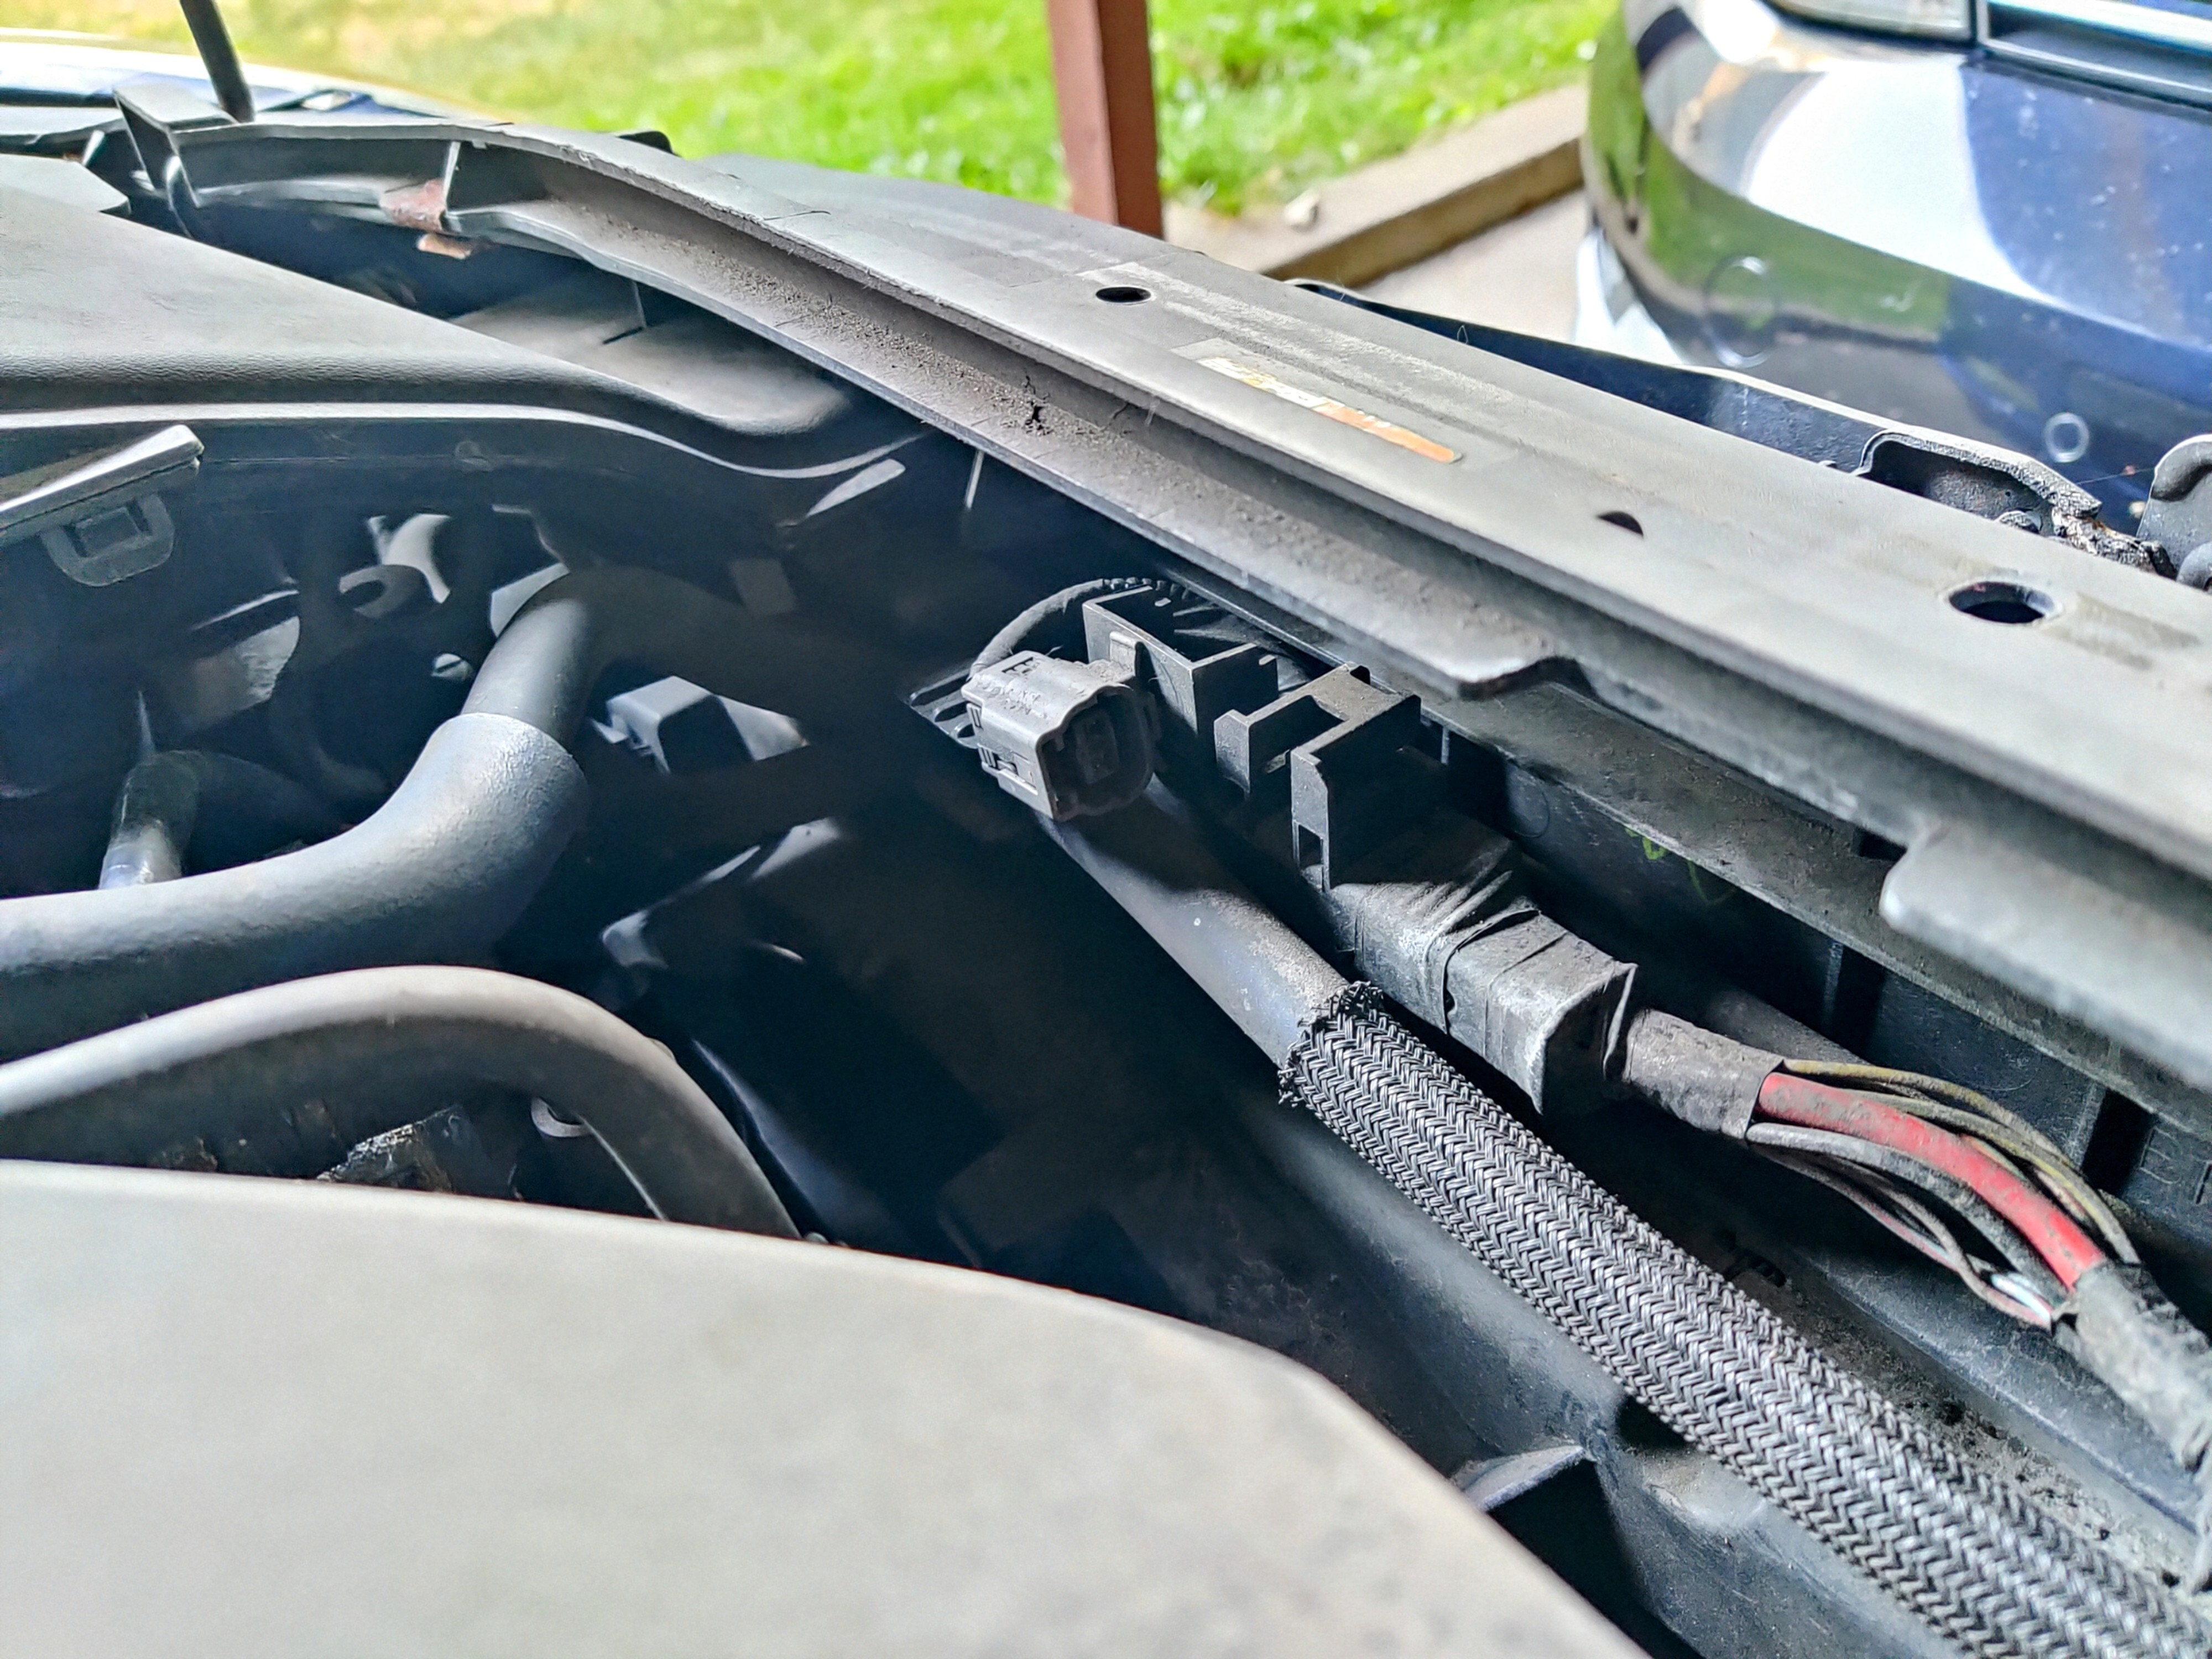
[962,650,1158,821]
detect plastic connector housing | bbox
[962,651,1158,820]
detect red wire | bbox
[1756,1073,2106,1288]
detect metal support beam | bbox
[178,0,255,124]
[1045,0,1162,236]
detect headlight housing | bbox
[1768,0,1971,40]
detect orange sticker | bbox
[1196,356,1459,463]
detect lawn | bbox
[2,0,1606,213]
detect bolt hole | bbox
[1948,578,2055,625]
[1095,285,1152,304]
[1598,510,1643,536]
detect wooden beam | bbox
[1045,0,1162,237]
[1170,88,1590,287]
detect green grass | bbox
[2,0,1604,212]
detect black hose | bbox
[0,713,585,1063]
[263,509,506,811]
[468,565,897,743]
[100,751,347,888]
[0,966,797,1236]
[0,565,896,1063]
[265,674,389,809]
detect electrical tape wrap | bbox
[1280,982,2211,1659]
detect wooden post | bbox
[1045,0,1163,236]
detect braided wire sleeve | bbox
[1281,986,2210,1659]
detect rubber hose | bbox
[0,565,894,1063]
[0,713,585,1063]
[100,750,348,888]
[1043,797,1343,1065]
[1047,802,2209,1659]
[0,966,797,1237]
[468,565,898,744]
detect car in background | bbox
[14,17,2212,1659]
[1574,0,2212,518]
[0,27,442,120]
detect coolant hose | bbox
[466,564,894,744]
[0,966,797,1236]
[99,750,348,888]
[0,566,897,1062]
[0,713,585,1063]
[1049,797,2209,1659]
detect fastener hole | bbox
[1095,285,1152,304]
[1598,510,1643,536]
[1948,578,2054,625]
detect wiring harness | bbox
[1283,986,2210,1659]
[956,577,2212,1633]
[1749,1063,2212,1587]
[1751,1064,2127,1328]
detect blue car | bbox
[1576,0,2212,518]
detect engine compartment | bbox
[8,107,2212,1658]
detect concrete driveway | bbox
[1362,192,1584,341]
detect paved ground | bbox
[1361,192,1585,339]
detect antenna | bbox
[177,0,255,123]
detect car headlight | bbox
[1767,0,1971,40]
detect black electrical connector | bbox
[962,651,1158,821]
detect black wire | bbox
[1782,1060,2137,1262]
[970,577,1164,675]
[1757,1148,2053,1327]
[1746,1122,2068,1307]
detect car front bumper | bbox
[1580,0,2212,514]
